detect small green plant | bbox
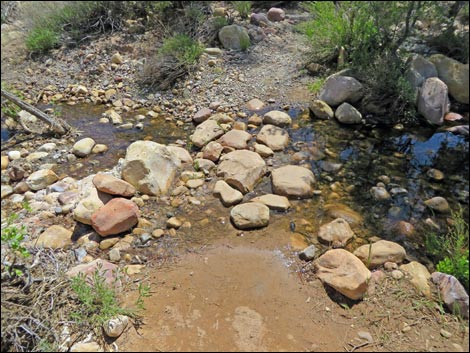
[136,282,151,310]
[159,34,204,65]
[425,208,469,290]
[233,1,251,19]
[70,266,133,328]
[239,35,251,51]
[211,16,228,30]
[1,203,32,276]
[25,27,59,52]
[307,77,326,94]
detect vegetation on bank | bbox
[425,208,469,291]
[298,1,469,124]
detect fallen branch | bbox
[1,89,72,135]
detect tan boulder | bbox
[213,180,244,206]
[256,124,289,151]
[218,129,252,149]
[400,261,432,297]
[35,225,72,249]
[26,169,58,191]
[354,240,406,269]
[230,202,270,229]
[271,165,315,198]
[217,150,266,194]
[314,249,371,300]
[249,194,291,211]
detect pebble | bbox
[440,329,452,338]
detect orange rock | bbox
[91,198,140,236]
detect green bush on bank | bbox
[298,1,468,124]
[425,208,469,291]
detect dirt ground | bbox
[116,231,469,353]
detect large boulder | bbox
[217,150,266,194]
[271,165,315,199]
[263,110,292,127]
[318,218,354,247]
[93,174,136,197]
[91,198,140,236]
[405,54,438,99]
[429,54,469,104]
[314,249,371,300]
[318,75,364,107]
[256,124,289,151]
[230,202,270,229]
[417,77,449,125]
[354,240,406,269]
[121,141,181,196]
[191,119,225,148]
[218,25,250,50]
[432,272,469,319]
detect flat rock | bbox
[66,259,120,288]
[193,108,212,123]
[314,249,371,300]
[230,202,270,229]
[424,196,450,213]
[256,124,289,151]
[93,173,136,197]
[202,141,224,162]
[354,240,406,269]
[191,119,225,148]
[263,110,292,127]
[246,98,265,111]
[250,194,290,211]
[324,203,363,226]
[271,165,315,199]
[213,180,244,206]
[218,129,252,149]
[35,225,72,249]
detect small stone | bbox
[357,331,373,343]
[299,245,316,261]
[103,315,128,338]
[152,229,165,238]
[440,329,452,338]
[109,248,121,262]
[167,217,182,229]
[391,270,404,279]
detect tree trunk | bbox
[1,89,71,135]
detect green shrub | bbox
[159,34,204,65]
[298,1,435,124]
[70,266,133,328]
[233,1,252,19]
[25,27,59,52]
[425,208,469,290]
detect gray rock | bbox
[299,245,316,261]
[335,102,362,124]
[218,25,250,50]
[429,54,469,104]
[319,75,364,107]
[417,77,449,125]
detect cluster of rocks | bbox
[309,53,468,129]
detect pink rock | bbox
[66,259,120,288]
[193,108,212,123]
[444,112,464,121]
[267,7,285,22]
[91,198,140,236]
[93,173,136,197]
[394,221,415,237]
[432,272,469,319]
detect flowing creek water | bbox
[4,102,467,264]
